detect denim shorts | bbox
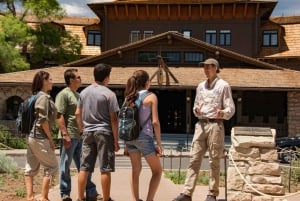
[125,134,156,157]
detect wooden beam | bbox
[233,3,236,17]
[210,4,213,17]
[188,5,191,19]
[178,4,181,18]
[168,4,170,18]
[199,4,202,18]
[146,4,149,17]
[125,4,128,17]
[114,5,118,18]
[256,3,260,15]
[104,5,107,16]
[244,3,248,17]
[157,5,160,18]
[135,5,138,17]
[222,3,224,18]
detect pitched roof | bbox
[24,15,100,26]
[0,66,299,91]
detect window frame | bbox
[184,52,204,63]
[219,30,231,46]
[262,30,278,47]
[130,30,141,43]
[205,30,217,45]
[143,30,154,39]
[87,30,101,46]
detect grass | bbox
[164,170,225,186]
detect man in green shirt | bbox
[56,69,102,201]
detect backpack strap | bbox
[135,91,152,108]
[135,91,152,130]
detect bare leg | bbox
[145,154,162,201]
[25,175,35,200]
[129,152,142,201]
[40,175,51,200]
[78,170,89,200]
[101,172,111,201]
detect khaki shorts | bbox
[80,130,115,173]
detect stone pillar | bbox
[227,127,285,201]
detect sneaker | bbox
[86,194,103,201]
[205,195,216,201]
[172,193,192,201]
[61,195,72,201]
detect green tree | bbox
[0,0,82,73]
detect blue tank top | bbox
[138,90,153,137]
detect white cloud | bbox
[60,2,95,17]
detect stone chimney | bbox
[227,127,285,201]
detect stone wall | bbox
[287,92,300,137]
[0,86,31,119]
[227,127,285,201]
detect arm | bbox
[150,94,162,156]
[41,121,55,150]
[221,84,235,120]
[57,113,71,148]
[75,107,83,134]
[110,112,120,152]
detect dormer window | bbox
[87,30,101,46]
[262,30,278,47]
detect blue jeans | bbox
[59,138,98,197]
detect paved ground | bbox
[3,149,300,201]
[39,168,226,201]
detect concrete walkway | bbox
[38,168,226,201]
[3,149,300,201]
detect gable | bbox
[63,31,284,70]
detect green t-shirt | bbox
[55,87,80,139]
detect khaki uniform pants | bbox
[183,121,224,197]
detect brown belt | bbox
[198,118,223,123]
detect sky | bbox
[58,0,300,17]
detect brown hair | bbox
[124,70,149,106]
[31,70,50,94]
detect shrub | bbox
[0,153,18,174]
[0,125,27,149]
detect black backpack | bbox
[118,91,151,141]
[16,93,41,137]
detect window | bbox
[205,30,217,45]
[161,52,180,62]
[184,52,204,63]
[263,30,278,47]
[138,51,157,62]
[87,30,101,46]
[130,30,140,43]
[183,30,191,39]
[143,30,154,39]
[220,30,231,46]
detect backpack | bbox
[16,93,41,137]
[118,91,151,141]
